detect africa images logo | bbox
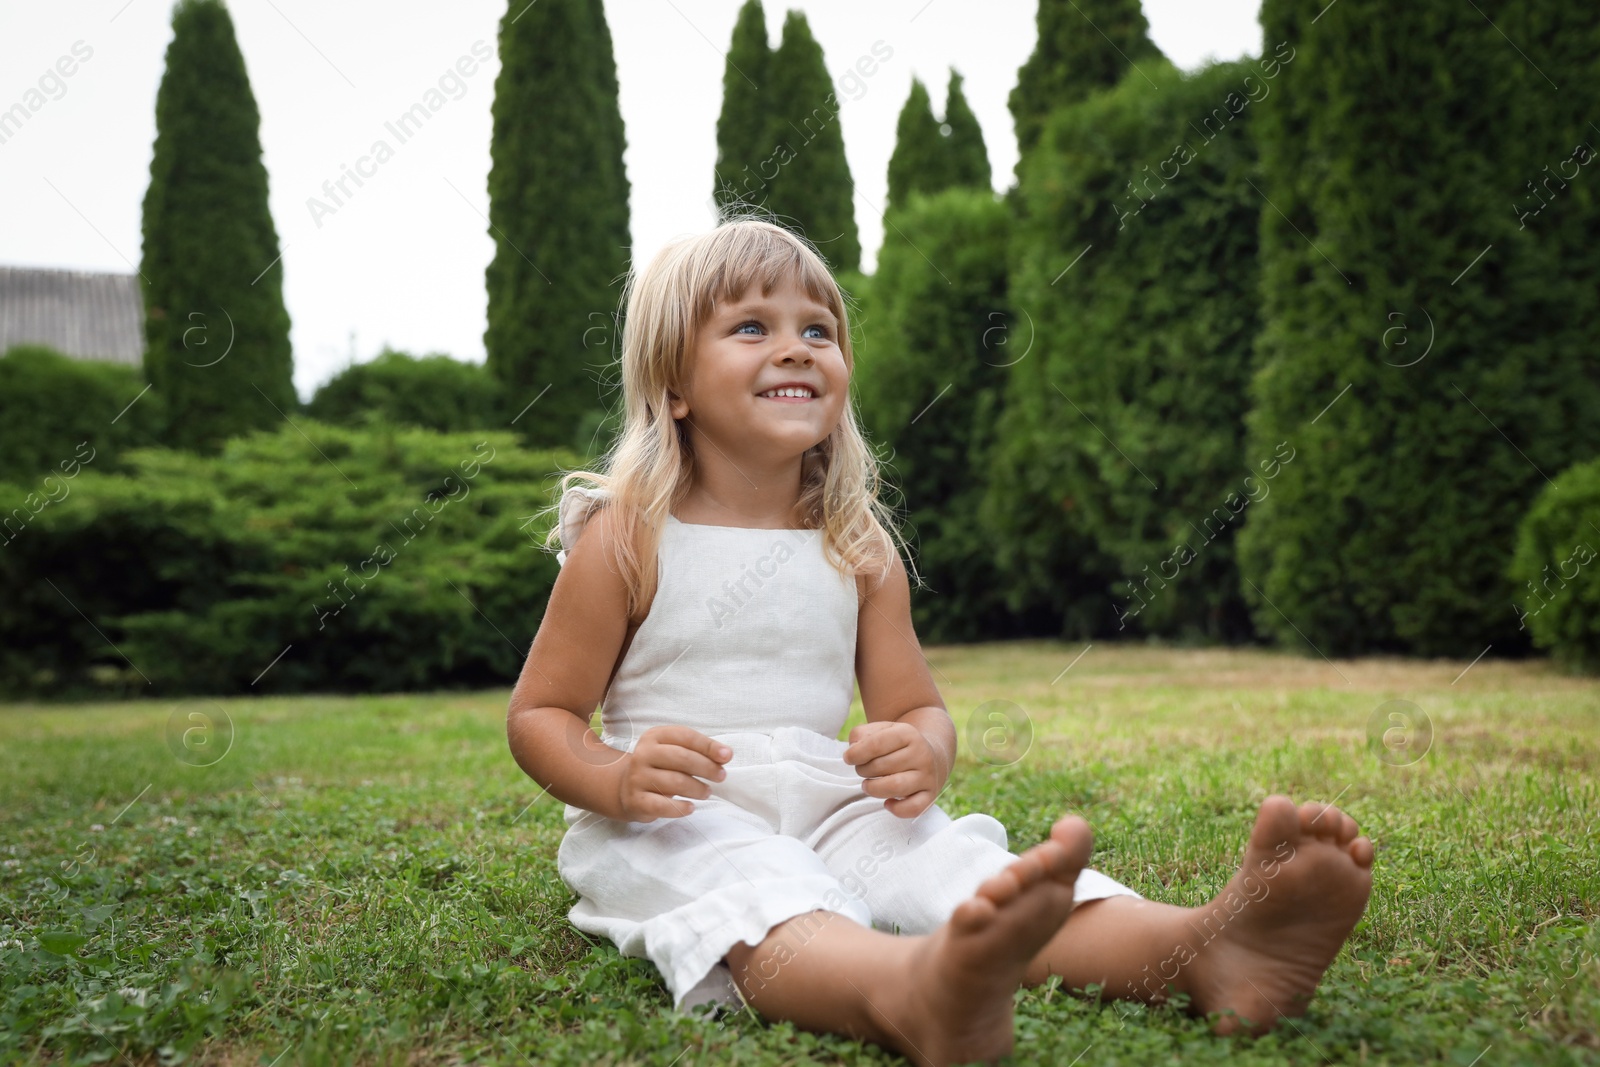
[704,531,810,629]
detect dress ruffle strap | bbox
[555,484,612,567]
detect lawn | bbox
[1,641,1596,1066]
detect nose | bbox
[779,335,813,364]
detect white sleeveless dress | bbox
[551,485,1142,1013]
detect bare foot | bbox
[1178,795,1374,1035]
[868,815,1093,1067]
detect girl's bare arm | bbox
[506,505,639,822]
[848,548,957,817]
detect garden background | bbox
[2,0,1597,1064]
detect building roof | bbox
[0,265,144,366]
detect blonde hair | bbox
[539,212,913,619]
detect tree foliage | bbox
[887,71,992,217]
[1510,458,1600,673]
[1009,0,1163,158]
[855,189,1030,642]
[886,78,946,215]
[990,59,1267,641]
[1237,0,1600,656]
[140,0,294,454]
[711,0,773,214]
[307,349,500,433]
[0,423,573,698]
[760,10,860,272]
[943,70,991,192]
[0,346,165,487]
[485,0,630,449]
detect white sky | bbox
[1,1,1262,400]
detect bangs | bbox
[687,223,847,355]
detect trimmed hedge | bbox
[0,423,574,699]
[0,345,166,486]
[1510,458,1600,672]
[307,349,502,433]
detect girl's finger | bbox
[860,770,923,800]
[845,726,907,767]
[886,791,933,819]
[651,743,728,783]
[659,726,734,764]
[650,768,713,802]
[853,745,914,779]
[638,793,692,820]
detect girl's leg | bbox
[1022,795,1374,1035]
[724,814,1093,1067]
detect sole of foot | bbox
[875,814,1093,1067]
[1182,794,1374,1036]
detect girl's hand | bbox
[844,720,944,820]
[616,725,732,823]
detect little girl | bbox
[506,217,1374,1067]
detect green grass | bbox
[2,641,1596,1065]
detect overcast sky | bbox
[2,1,1262,399]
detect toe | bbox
[1336,811,1359,844]
[1349,835,1375,869]
[1011,848,1051,889]
[1025,840,1069,881]
[1049,815,1094,871]
[1251,795,1300,851]
[1308,802,1349,840]
[1298,801,1332,837]
[951,893,998,931]
[978,865,1025,906]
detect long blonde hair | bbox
[539,213,913,619]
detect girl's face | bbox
[669,274,848,464]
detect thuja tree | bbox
[1008,0,1163,159]
[885,79,947,214]
[140,0,294,454]
[762,10,860,272]
[711,0,772,215]
[943,70,991,192]
[855,189,1033,642]
[990,58,1270,642]
[995,0,1172,635]
[485,0,630,447]
[1237,0,1600,657]
[885,70,992,217]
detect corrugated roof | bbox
[0,265,145,366]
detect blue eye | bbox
[733,320,831,338]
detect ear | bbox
[667,391,688,420]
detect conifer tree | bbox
[993,59,1260,643]
[887,71,992,217]
[140,0,294,454]
[484,0,630,447]
[762,10,860,272]
[711,0,772,215]
[1237,0,1600,656]
[943,69,991,191]
[1009,0,1162,157]
[885,78,948,214]
[855,189,1019,642]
